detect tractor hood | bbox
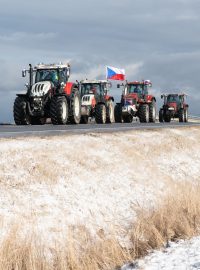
[30,81,52,97]
[167,102,177,111]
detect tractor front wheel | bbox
[95,104,106,124]
[184,108,188,122]
[114,103,123,123]
[123,115,133,123]
[50,96,68,125]
[69,89,81,124]
[139,104,149,123]
[80,116,89,124]
[179,109,184,122]
[164,111,171,122]
[13,96,31,125]
[159,109,164,123]
[149,101,156,122]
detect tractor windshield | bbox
[127,84,143,94]
[35,69,59,85]
[167,95,179,103]
[81,84,103,96]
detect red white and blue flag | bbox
[106,66,125,81]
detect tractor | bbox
[79,79,115,124]
[159,93,189,123]
[114,80,156,123]
[13,63,81,125]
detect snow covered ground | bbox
[0,127,200,250]
[120,236,200,270]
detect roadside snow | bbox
[134,236,200,270]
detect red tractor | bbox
[114,80,156,123]
[159,93,189,123]
[79,80,115,124]
[13,63,81,125]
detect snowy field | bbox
[0,127,200,268]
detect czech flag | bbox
[106,66,125,81]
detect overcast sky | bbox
[0,0,200,122]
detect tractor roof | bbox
[162,93,187,97]
[80,79,109,84]
[35,63,70,70]
[128,80,152,86]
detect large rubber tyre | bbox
[50,96,68,125]
[106,100,115,123]
[184,108,188,122]
[159,109,164,123]
[123,115,133,123]
[138,104,149,123]
[164,111,171,122]
[31,117,46,125]
[114,103,123,123]
[149,101,156,123]
[13,96,30,125]
[179,109,184,122]
[95,104,106,124]
[80,116,89,124]
[69,89,81,124]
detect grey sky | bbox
[0,0,200,122]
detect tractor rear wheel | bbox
[138,104,149,123]
[13,96,30,125]
[80,116,89,124]
[106,100,115,123]
[149,100,156,122]
[50,96,68,125]
[184,108,188,122]
[114,103,123,123]
[159,109,164,122]
[179,109,184,122]
[95,104,106,124]
[69,89,81,124]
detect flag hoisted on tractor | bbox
[106,66,125,81]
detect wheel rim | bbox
[109,103,114,121]
[102,106,106,123]
[152,106,156,120]
[62,101,67,120]
[74,96,80,117]
[146,106,149,122]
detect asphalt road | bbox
[0,121,200,138]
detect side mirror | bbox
[161,95,163,99]
[22,69,26,77]
[117,84,121,88]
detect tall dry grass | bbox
[0,182,200,270]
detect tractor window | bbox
[167,95,179,103]
[59,69,67,84]
[81,84,101,96]
[35,69,59,85]
[128,85,142,94]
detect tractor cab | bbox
[121,80,152,100]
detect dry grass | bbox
[0,182,199,270]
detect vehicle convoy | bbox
[79,79,115,124]
[114,80,156,123]
[13,63,81,125]
[159,93,189,123]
